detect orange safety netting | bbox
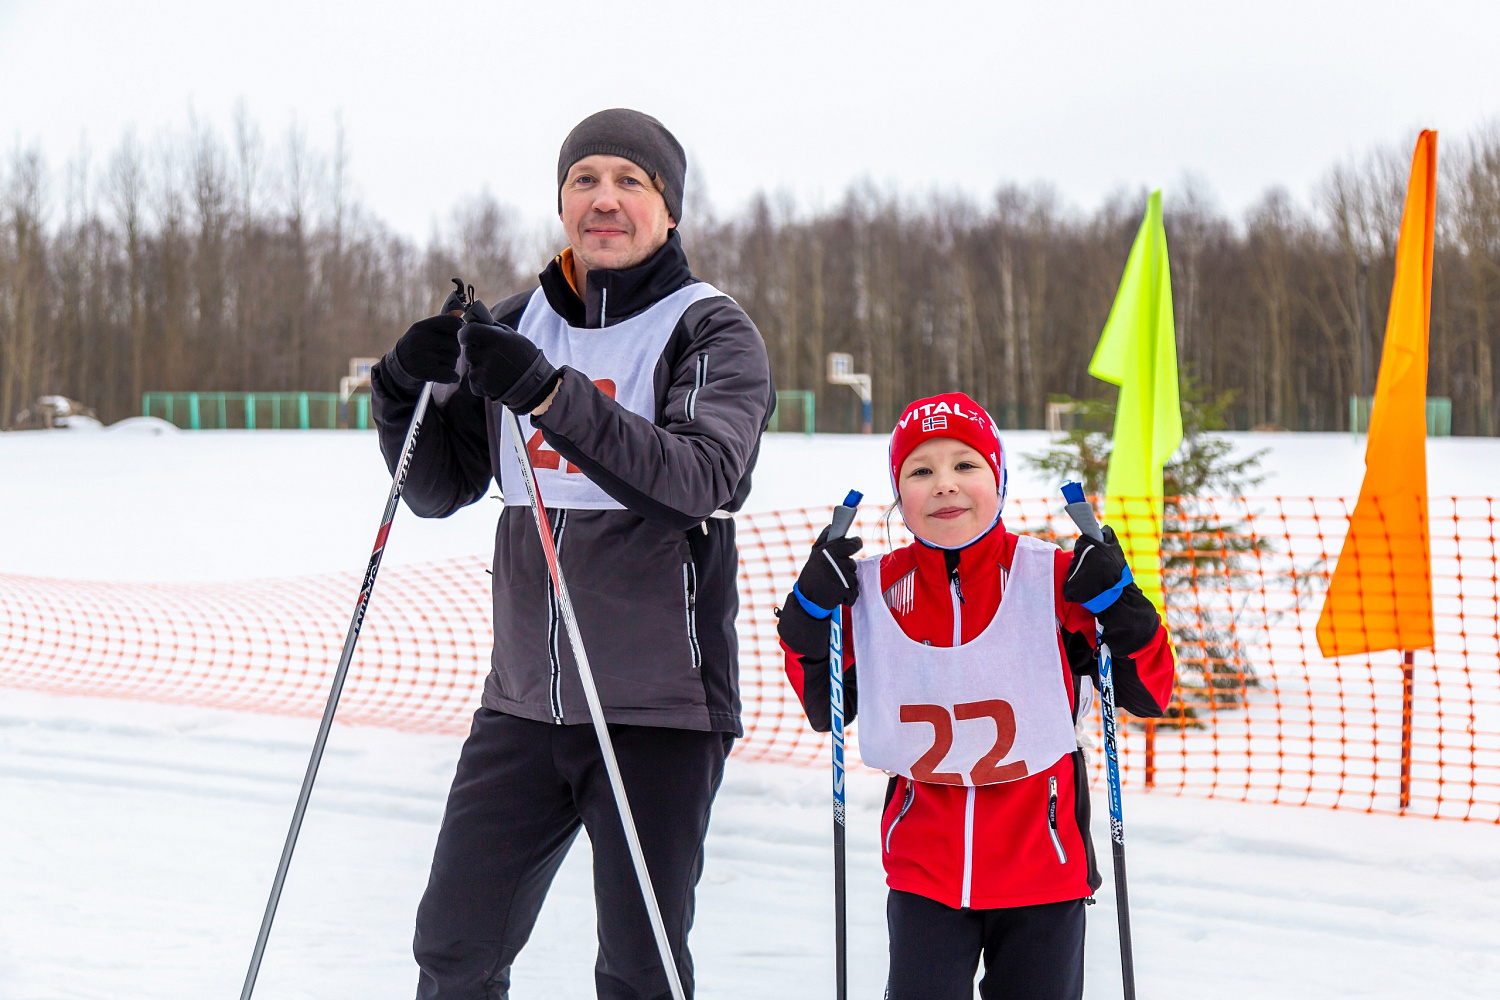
[2,497,1498,822]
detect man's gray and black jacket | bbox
[371,231,774,735]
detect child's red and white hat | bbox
[888,392,1008,513]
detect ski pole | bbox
[1060,481,1137,1000]
[239,279,472,1000]
[499,403,688,1000]
[826,489,862,1000]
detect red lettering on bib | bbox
[899,700,1028,785]
[900,704,964,784]
[525,379,616,475]
[955,699,1028,783]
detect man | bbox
[371,109,774,999]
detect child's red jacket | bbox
[782,520,1176,910]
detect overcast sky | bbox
[2,0,1497,241]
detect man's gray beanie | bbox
[557,109,686,222]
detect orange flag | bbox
[1316,130,1437,657]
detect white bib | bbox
[497,281,729,508]
[851,536,1077,785]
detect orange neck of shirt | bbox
[557,247,582,297]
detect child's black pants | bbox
[413,708,731,1000]
[886,889,1086,1000]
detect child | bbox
[779,392,1176,1000]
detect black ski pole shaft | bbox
[1060,481,1137,1000]
[240,278,470,1000]
[499,405,688,1000]
[239,379,434,1000]
[826,489,861,1000]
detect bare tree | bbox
[6,113,1500,437]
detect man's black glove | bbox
[777,526,863,659]
[392,315,464,384]
[458,299,561,413]
[1063,525,1133,613]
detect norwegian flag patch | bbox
[922,414,948,432]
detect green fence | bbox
[767,390,816,436]
[1348,395,1451,438]
[147,388,806,434]
[142,392,371,430]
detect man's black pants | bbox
[886,890,1086,1000]
[414,709,732,1000]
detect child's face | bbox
[897,438,999,547]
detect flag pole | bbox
[1400,649,1414,813]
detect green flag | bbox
[1089,190,1182,609]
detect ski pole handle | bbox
[1061,480,1103,542]
[830,489,863,540]
[444,276,474,317]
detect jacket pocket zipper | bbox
[683,562,702,670]
[686,352,708,421]
[884,780,916,854]
[1047,775,1068,864]
[546,509,568,723]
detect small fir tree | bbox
[1027,378,1269,724]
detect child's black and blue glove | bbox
[1062,525,1132,613]
[1065,526,1165,655]
[777,526,863,660]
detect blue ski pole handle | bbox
[827,488,861,1000]
[1059,481,1137,999]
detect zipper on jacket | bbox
[546,509,569,723]
[686,352,708,421]
[884,780,916,854]
[945,549,964,646]
[683,562,702,670]
[960,785,976,908]
[1047,775,1068,864]
[600,287,608,327]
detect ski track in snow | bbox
[3,429,1500,997]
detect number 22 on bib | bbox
[851,535,1077,785]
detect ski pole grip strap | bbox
[794,584,836,621]
[1082,562,1134,614]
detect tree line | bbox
[3,111,1498,434]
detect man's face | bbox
[560,154,675,273]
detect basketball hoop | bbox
[340,357,380,404]
[826,352,873,434]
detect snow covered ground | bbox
[4,426,1500,998]
[8,425,1500,583]
[5,688,1499,1000]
